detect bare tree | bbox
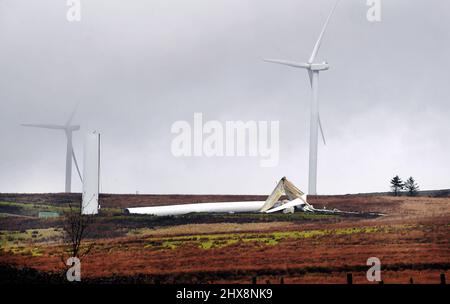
[61,203,95,265]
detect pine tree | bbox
[404,176,419,196]
[390,175,404,196]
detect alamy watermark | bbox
[171,113,279,167]
[367,0,382,22]
[66,257,81,282]
[366,257,382,282]
[64,1,380,24]
[66,0,81,22]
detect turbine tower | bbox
[264,0,339,195]
[21,107,83,193]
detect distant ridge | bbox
[0,188,449,209]
[315,189,450,198]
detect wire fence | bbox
[250,272,447,284]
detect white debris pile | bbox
[125,176,365,216]
[259,177,314,213]
[261,177,367,215]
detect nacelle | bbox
[309,62,330,71]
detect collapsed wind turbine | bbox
[264,0,340,195]
[21,107,83,193]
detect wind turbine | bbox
[21,106,83,193]
[264,0,339,195]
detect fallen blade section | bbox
[126,201,266,216]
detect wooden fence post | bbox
[347,273,353,285]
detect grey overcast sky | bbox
[0,0,449,195]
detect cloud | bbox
[0,0,449,194]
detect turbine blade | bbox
[266,198,314,214]
[66,103,79,127]
[72,148,83,182]
[21,124,65,130]
[318,115,326,146]
[263,59,310,69]
[308,70,313,87]
[308,0,340,63]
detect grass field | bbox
[0,193,449,284]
